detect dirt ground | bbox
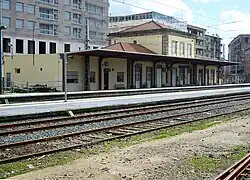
[9,116,250,180]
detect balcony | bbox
[39,0,58,5]
[40,29,58,36]
[196,44,206,49]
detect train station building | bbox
[3,20,237,92]
[3,44,235,92]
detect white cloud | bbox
[109,0,193,22]
[219,10,250,57]
[193,0,219,4]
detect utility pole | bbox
[85,19,89,50]
[235,54,238,83]
[0,26,7,95]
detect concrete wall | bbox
[111,35,163,54]
[168,34,195,58]
[4,54,63,91]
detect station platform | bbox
[0,87,250,117]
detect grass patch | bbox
[0,151,82,179]
[1,109,250,179]
[189,145,250,178]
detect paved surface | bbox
[1,84,250,99]
[0,87,250,117]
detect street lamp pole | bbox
[0,26,7,95]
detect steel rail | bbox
[0,97,249,135]
[0,99,247,149]
[1,93,250,127]
[0,94,249,136]
[0,106,249,164]
[215,153,250,180]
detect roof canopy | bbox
[66,49,238,66]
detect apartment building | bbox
[187,25,206,59]
[0,0,109,55]
[205,34,222,60]
[187,25,223,60]
[228,34,250,82]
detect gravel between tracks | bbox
[1,99,249,145]
[10,111,250,180]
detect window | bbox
[90,71,96,83]
[3,38,11,53]
[65,26,71,35]
[172,41,177,56]
[73,0,81,9]
[3,0,10,10]
[89,18,104,28]
[180,42,185,56]
[117,72,124,82]
[39,41,46,54]
[188,43,192,57]
[39,23,58,36]
[67,71,78,83]
[65,0,70,5]
[86,3,103,14]
[16,19,24,28]
[65,11,71,20]
[73,13,81,24]
[39,7,58,20]
[16,2,24,12]
[16,39,24,53]
[2,17,10,27]
[64,44,70,52]
[28,21,35,30]
[73,28,81,38]
[28,40,35,54]
[50,42,56,54]
[27,4,35,14]
[15,68,21,74]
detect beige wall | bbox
[101,58,127,90]
[111,35,163,54]
[168,34,195,58]
[67,55,84,91]
[4,54,63,91]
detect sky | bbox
[109,0,250,58]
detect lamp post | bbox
[0,25,7,95]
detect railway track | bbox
[215,153,250,180]
[0,94,250,164]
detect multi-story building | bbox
[205,34,222,60]
[109,11,188,33]
[0,0,109,55]
[228,34,250,82]
[187,24,206,59]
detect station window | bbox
[15,68,21,74]
[39,41,46,54]
[117,72,124,82]
[16,39,24,53]
[67,71,78,83]
[90,71,96,83]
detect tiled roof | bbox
[119,20,169,33]
[104,42,156,54]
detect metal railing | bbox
[3,81,63,93]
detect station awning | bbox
[66,49,239,66]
